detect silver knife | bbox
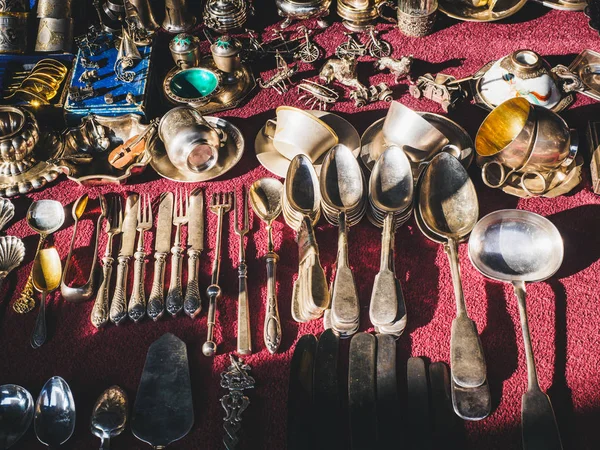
[109,194,138,325]
[183,188,203,318]
[147,192,173,321]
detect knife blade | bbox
[184,188,203,318]
[109,194,138,325]
[147,192,173,321]
[349,332,377,450]
[132,333,194,449]
[407,357,433,450]
[376,334,398,448]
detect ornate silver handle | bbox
[31,292,47,349]
[90,256,113,329]
[184,249,202,318]
[109,256,130,325]
[147,253,167,321]
[14,234,45,314]
[203,284,221,357]
[165,245,184,316]
[128,251,147,323]
[264,252,281,354]
[237,261,251,356]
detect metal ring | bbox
[520,171,548,196]
[481,160,511,188]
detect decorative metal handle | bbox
[166,245,184,316]
[264,252,281,354]
[237,261,251,356]
[184,249,202,318]
[370,213,398,326]
[31,292,47,349]
[109,256,130,325]
[90,256,114,329]
[203,284,222,357]
[128,251,147,322]
[14,235,45,314]
[147,253,167,321]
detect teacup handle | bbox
[520,171,548,197]
[377,0,398,23]
[481,160,514,188]
[264,118,277,140]
[442,144,462,160]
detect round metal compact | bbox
[169,33,201,69]
[276,0,332,27]
[164,67,222,106]
[203,0,249,32]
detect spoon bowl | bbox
[0,384,34,450]
[71,194,89,222]
[285,154,321,215]
[34,376,76,448]
[249,178,283,225]
[26,200,65,235]
[33,248,62,293]
[91,386,128,449]
[370,145,413,213]
[321,144,364,213]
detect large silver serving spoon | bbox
[34,376,76,449]
[0,384,33,450]
[13,200,65,314]
[418,152,487,390]
[321,144,364,331]
[249,177,284,354]
[369,146,413,331]
[469,209,564,450]
[91,386,128,450]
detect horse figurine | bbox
[319,56,368,96]
[375,55,414,83]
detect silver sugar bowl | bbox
[210,35,242,84]
[203,0,250,32]
[169,33,201,69]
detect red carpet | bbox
[1,5,600,449]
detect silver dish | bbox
[531,0,586,10]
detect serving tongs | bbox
[61,194,106,303]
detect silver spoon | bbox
[418,152,487,390]
[0,384,33,450]
[369,146,413,332]
[13,200,65,314]
[249,177,284,354]
[34,376,76,449]
[320,144,364,333]
[469,209,564,450]
[91,386,128,450]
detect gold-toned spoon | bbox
[30,247,62,349]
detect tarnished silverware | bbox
[109,194,139,325]
[61,194,105,303]
[249,178,284,354]
[183,188,203,318]
[91,197,123,329]
[0,236,25,292]
[220,356,255,449]
[0,384,33,450]
[147,192,173,321]
[30,247,62,349]
[234,187,251,356]
[202,192,232,357]
[34,377,75,449]
[91,386,128,450]
[128,194,152,322]
[14,200,64,314]
[166,189,189,317]
[469,210,564,445]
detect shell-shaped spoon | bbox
[0,199,15,232]
[0,236,25,290]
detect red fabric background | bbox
[1,4,600,449]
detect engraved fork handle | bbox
[128,250,147,322]
[147,253,168,321]
[166,225,184,316]
[264,252,281,354]
[31,291,48,349]
[90,255,114,329]
[184,249,202,318]
[109,256,130,325]
[237,260,251,355]
[14,234,46,314]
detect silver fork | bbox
[234,188,251,356]
[166,189,189,316]
[128,194,152,322]
[202,192,232,357]
[90,196,123,329]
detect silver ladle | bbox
[61,194,106,303]
[320,144,364,333]
[469,209,564,450]
[249,177,284,354]
[13,200,65,314]
[418,152,488,390]
[34,376,76,449]
[369,146,413,332]
[0,384,33,450]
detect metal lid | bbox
[169,33,199,53]
[210,35,242,57]
[205,0,244,16]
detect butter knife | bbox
[183,188,203,318]
[109,194,138,325]
[147,192,173,321]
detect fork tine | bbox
[243,188,249,229]
[148,194,153,223]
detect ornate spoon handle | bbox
[264,252,281,354]
[31,292,48,349]
[14,235,45,314]
[109,256,130,325]
[147,253,167,321]
[237,261,251,355]
[184,249,202,318]
[165,245,184,316]
[91,256,113,329]
[128,251,147,322]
